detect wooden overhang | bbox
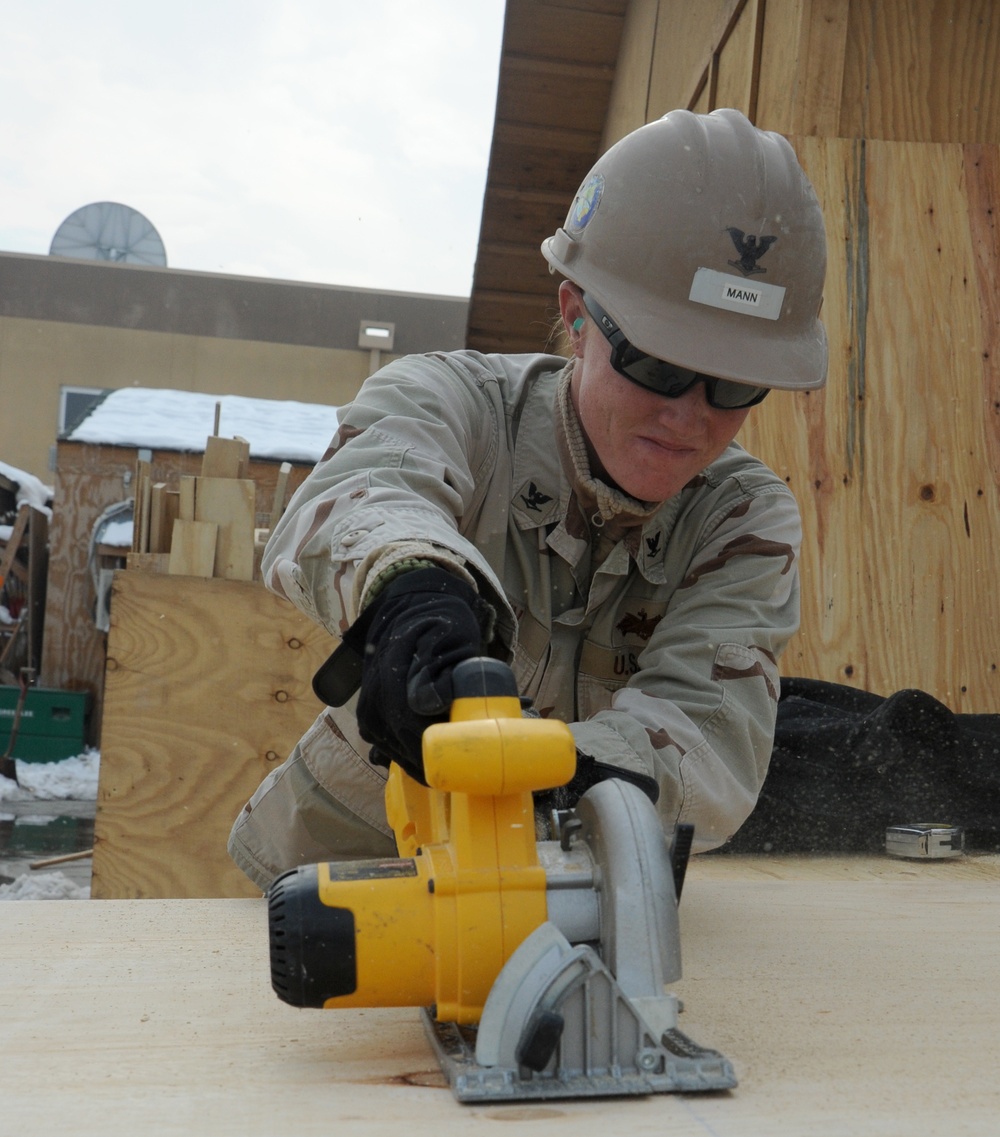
[466,0,629,355]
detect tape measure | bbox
[885,823,964,860]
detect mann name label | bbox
[689,268,785,320]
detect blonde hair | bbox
[545,309,573,358]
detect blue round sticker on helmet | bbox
[567,173,604,234]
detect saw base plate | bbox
[421,1010,737,1103]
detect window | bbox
[58,387,108,436]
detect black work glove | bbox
[313,566,495,784]
[534,753,660,837]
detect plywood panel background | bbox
[601,0,659,147]
[840,0,1000,143]
[737,136,1000,710]
[620,1,1000,144]
[595,5,999,710]
[92,570,338,899]
[755,0,851,136]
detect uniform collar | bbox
[508,363,697,585]
[509,364,569,530]
[554,366,663,536]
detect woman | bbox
[229,107,828,891]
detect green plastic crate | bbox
[0,687,90,763]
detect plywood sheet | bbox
[92,570,337,899]
[2,860,998,1135]
[602,0,659,146]
[737,136,1000,711]
[713,0,762,117]
[647,0,1000,142]
[202,434,250,479]
[646,0,743,118]
[841,0,1000,143]
[755,0,850,135]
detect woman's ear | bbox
[558,281,587,358]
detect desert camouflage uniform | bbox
[228,350,801,890]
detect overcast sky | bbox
[0,0,506,297]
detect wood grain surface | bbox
[840,0,1000,143]
[737,135,1000,710]
[91,570,337,899]
[3,856,998,1135]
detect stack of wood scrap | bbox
[129,434,292,582]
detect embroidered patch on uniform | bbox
[615,608,662,642]
[519,480,554,512]
[644,532,662,557]
[567,173,605,234]
[688,268,786,321]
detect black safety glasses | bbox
[581,293,770,410]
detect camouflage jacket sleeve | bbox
[565,473,801,851]
[260,351,520,639]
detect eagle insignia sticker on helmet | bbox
[567,173,605,234]
[725,228,777,277]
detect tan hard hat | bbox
[541,107,827,390]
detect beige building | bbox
[0,251,468,482]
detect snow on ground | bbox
[0,749,99,899]
[0,749,100,801]
[0,870,88,901]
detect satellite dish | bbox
[50,201,167,266]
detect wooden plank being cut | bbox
[195,476,255,581]
[93,570,337,899]
[3,862,999,1134]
